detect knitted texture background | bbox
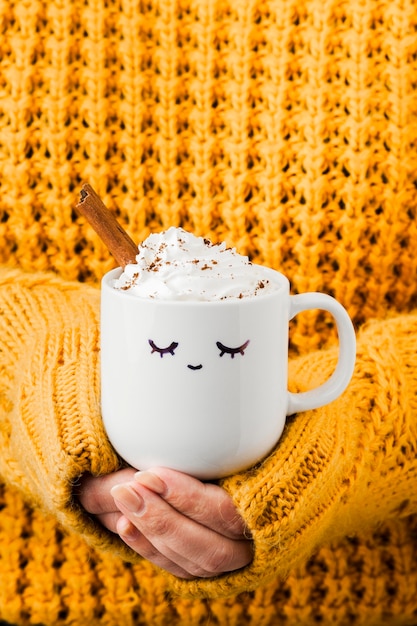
[1,0,417,353]
[1,0,417,625]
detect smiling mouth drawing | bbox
[187,364,203,370]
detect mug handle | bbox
[287,293,356,415]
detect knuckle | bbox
[145,513,172,538]
[228,513,247,537]
[202,544,233,575]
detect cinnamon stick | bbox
[76,184,138,268]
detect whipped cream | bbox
[113,227,274,301]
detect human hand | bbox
[79,467,253,579]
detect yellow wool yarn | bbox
[1,0,417,353]
[1,0,417,625]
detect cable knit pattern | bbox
[1,0,417,624]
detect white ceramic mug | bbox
[101,266,356,479]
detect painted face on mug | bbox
[148,337,250,370]
[129,301,265,390]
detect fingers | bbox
[111,479,253,578]
[116,516,195,579]
[77,468,137,515]
[133,467,249,539]
[77,466,253,578]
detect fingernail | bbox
[134,470,166,495]
[111,484,145,516]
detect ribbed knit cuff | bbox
[0,267,137,558]
[170,313,417,598]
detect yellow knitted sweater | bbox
[1,0,417,624]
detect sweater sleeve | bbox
[0,266,138,559]
[172,312,417,597]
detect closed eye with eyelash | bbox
[148,339,179,357]
[216,339,250,358]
